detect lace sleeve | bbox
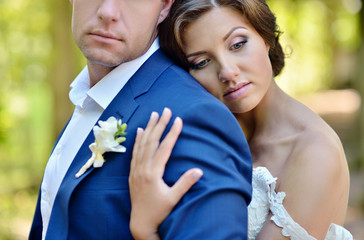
[253,167,353,240]
[267,180,317,240]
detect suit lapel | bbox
[65,82,139,183]
[46,49,173,239]
[46,83,139,239]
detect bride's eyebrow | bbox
[186,51,207,58]
[223,26,247,40]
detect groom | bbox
[29,0,252,239]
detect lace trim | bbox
[267,179,316,239]
[325,223,353,240]
[252,167,353,240]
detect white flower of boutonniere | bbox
[75,116,127,178]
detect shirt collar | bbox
[69,66,90,108]
[69,39,160,110]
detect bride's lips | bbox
[223,82,251,101]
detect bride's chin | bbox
[227,102,256,115]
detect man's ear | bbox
[157,0,174,25]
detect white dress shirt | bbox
[40,40,160,240]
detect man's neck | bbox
[87,62,116,87]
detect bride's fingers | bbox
[170,168,203,204]
[131,108,176,175]
[136,111,159,165]
[153,117,183,171]
[140,111,160,142]
[150,108,172,143]
[130,127,144,170]
[141,108,172,165]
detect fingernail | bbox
[150,111,158,120]
[174,117,182,124]
[137,127,143,135]
[191,169,203,180]
[163,107,171,115]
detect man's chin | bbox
[87,58,121,68]
[83,49,126,68]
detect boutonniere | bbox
[75,116,127,178]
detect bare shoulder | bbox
[286,117,350,203]
[276,104,350,238]
[289,106,348,179]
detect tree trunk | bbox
[49,1,81,139]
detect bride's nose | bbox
[218,60,240,83]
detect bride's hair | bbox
[159,0,285,77]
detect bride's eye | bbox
[190,59,210,70]
[230,39,247,51]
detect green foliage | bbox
[268,0,361,95]
[0,0,51,87]
[0,105,8,144]
[0,0,54,238]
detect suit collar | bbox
[129,49,173,98]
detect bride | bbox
[128,0,353,239]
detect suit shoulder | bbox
[152,64,224,105]
[161,64,204,88]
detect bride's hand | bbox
[129,108,203,240]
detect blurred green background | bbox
[0,0,363,239]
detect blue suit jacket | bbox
[29,49,252,240]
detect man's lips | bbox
[223,82,250,97]
[89,31,121,41]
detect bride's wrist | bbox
[131,229,160,240]
[130,220,160,240]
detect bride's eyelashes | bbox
[189,58,210,70]
[229,37,248,51]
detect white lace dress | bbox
[248,167,353,240]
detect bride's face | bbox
[183,6,273,113]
